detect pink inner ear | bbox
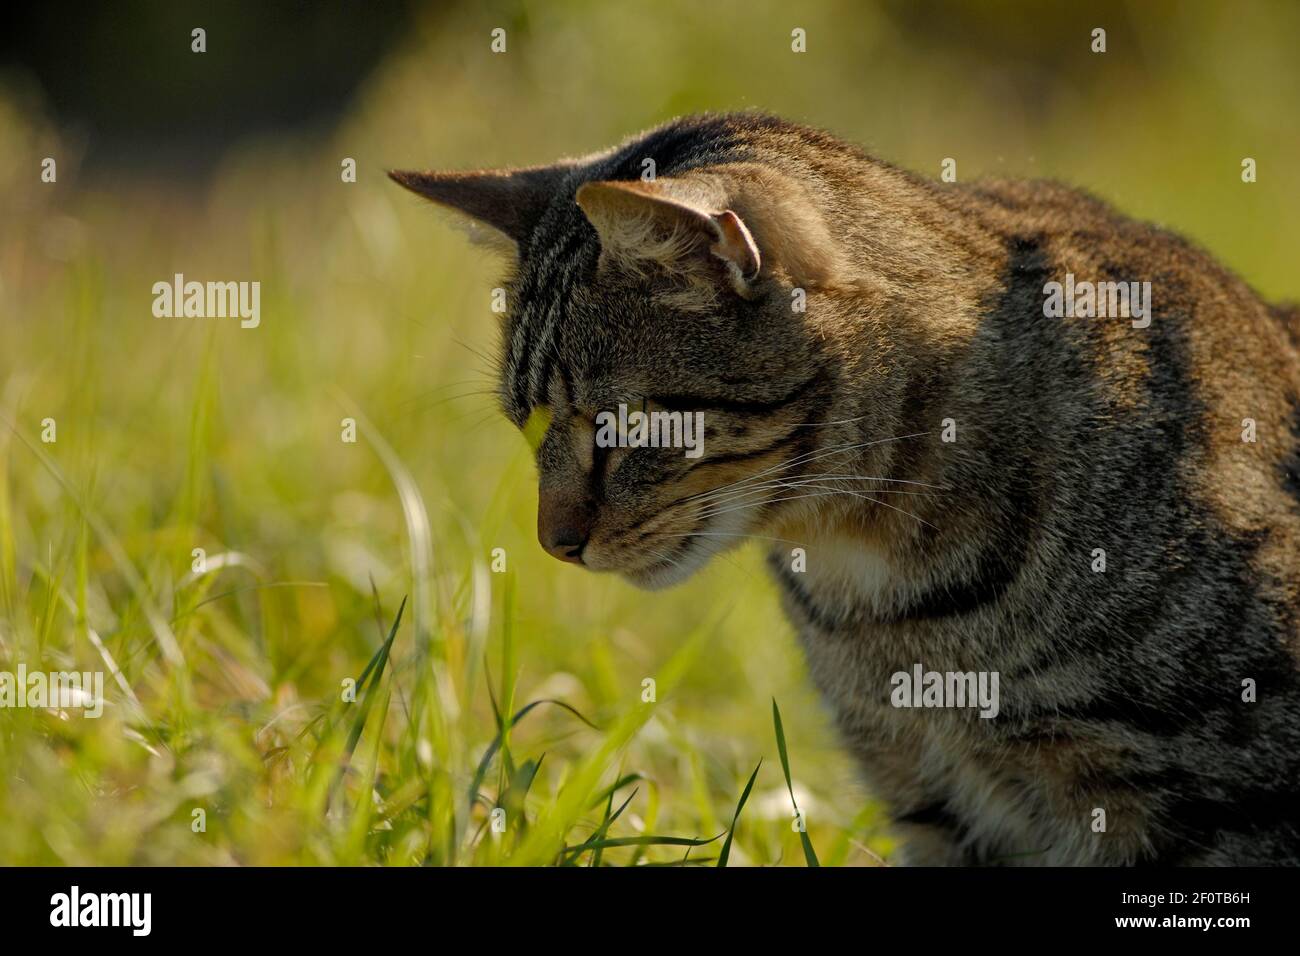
[711,210,761,279]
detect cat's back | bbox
[949,175,1300,565]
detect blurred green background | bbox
[1,0,1296,865]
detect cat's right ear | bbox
[387,165,569,250]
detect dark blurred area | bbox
[0,0,1161,181]
[0,0,420,176]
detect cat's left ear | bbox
[574,179,761,298]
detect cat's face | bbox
[502,250,828,589]
[390,165,833,589]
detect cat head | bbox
[390,116,854,589]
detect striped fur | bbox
[392,113,1300,865]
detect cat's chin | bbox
[620,552,708,591]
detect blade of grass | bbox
[466,698,599,810]
[588,773,642,810]
[563,833,723,853]
[337,596,406,779]
[717,759,762,867]
[591,787,616,868]
[560,786,639,866]
[772,698,820,867]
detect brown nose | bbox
[538,491,593,565]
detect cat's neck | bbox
[764,179,1015,615]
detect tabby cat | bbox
[390,112,1300,865]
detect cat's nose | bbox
[538,491,593,565]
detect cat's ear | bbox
[574,179,761,298]
[387,164,569,249]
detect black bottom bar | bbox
[0,866,1287,940]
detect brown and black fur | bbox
[391,112,1300,865]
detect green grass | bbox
[1,0,1296,866]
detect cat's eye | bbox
[588,397,652,483]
